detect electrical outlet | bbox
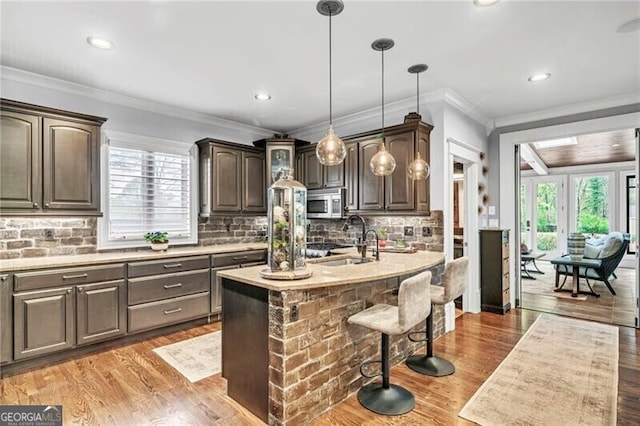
[404,226,414,237]
[422,226,432,237]
[44,228,55,241]
[290,305,299,322]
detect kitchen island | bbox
[218,250,445,425]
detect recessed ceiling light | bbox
[617,17,640,33]
[87,36,114,50]
[254,93,271,101]
[473,0,500,6]
[534,137,577,149]
[528,73,551,83]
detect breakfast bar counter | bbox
[218,250,445,425]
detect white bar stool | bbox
[347,270,432,415]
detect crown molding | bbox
[0,66,277,137]
[489,91,640,131]
[441,89,492,129]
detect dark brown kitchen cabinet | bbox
[296,145,345,190]
[197,139,266,215]
[13,286,75,361]
[345,113,433,214]
[0,99,106,215]
[480,229,511,314]
[210,250,267,315]
[344,143,359,213]
[76,280,126,346]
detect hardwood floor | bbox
[521,261,637,327]
[1,310,638,425]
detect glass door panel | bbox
[535,181,561,258]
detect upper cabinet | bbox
[197,139,266,216]
[346,113,433,214]
[0,99,106,216]
[252,137,309,186]
[295,145,345,190]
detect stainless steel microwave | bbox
[307,188,346,219]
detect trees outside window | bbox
[574,175,609,236]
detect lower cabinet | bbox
[210,250,267,315]
[1,274,11,364]
[76,280,126,346]
[128,293,210,333]
[13,286,75,361]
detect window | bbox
[573,174,610,236]
[99,131,197,249]
[627,175,637,254]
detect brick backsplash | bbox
[308,211,444,252]
[0,212,442,259]
[0,218,98,259]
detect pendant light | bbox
[407,64,431,180]
[369,38,396,176]
[315,0,346,166]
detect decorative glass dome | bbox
[261,168,312,280]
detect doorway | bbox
[453,162,465,311]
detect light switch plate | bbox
[488,205,496,215]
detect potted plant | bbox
[378,227,388,248]
[144,231,169,251]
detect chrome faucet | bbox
[342,215,368,258]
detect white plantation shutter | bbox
[99,131,197,248]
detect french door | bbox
[521,176,566,260]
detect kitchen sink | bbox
[317,257,374,266]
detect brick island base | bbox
[221,260,445,425]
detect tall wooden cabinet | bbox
[0,99,106,215]
[295,145,344,190]
[480,229,511,314]
[197,139,266,216]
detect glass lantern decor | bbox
[260,168,312,280]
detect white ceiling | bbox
[1,1,639,133]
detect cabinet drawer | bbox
[502,259,509,274]
[128,256,210,278]
[128,269,210,305]
[502,273,510,291]
[14,264,125,292]
[502,243,509,260]
[128,292,210,333]
[502,287,510,305]
[212,250,266,268]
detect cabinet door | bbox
[344,143,358,213]
[358,139,384,211]
[42,118,100,211]
[211,266,239,314]
[14,287,75,360]
[303,151,323,189]
[415,130,430,212]
[1,274,11,364]
[212,145,242,212]
[323,163,344,188]
[243,150,267,212]
[0,111,41,209]
[295,151,304,183]
[76,280,126,346]
[385,132,414,210]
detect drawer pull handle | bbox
[164,308,182,315]
[0,275,7,282]
[163,283,183,289]
[62,273,88,280]
[163,263,182,269]
[233,256,248,261]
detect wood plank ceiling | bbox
[520,129,636,171]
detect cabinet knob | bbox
[78,287,84,292]
[33,203,39,208]
[45,203,50,208]
[67,289,72,294]
[0,275,7,282]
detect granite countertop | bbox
[0,243,269,272]
[217,250,445,291]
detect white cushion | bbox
[584,243,601,259]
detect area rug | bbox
[152,331,221,383]
[459,314,618,426]
[522,278,588,301]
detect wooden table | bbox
[521,252,545,279]
[550,256,602,298]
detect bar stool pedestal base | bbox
[357,383,415,415]
[406,354,455,377]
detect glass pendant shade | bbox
[316,125,346,166]
[370,143,396,176]
[408,151,430,180]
